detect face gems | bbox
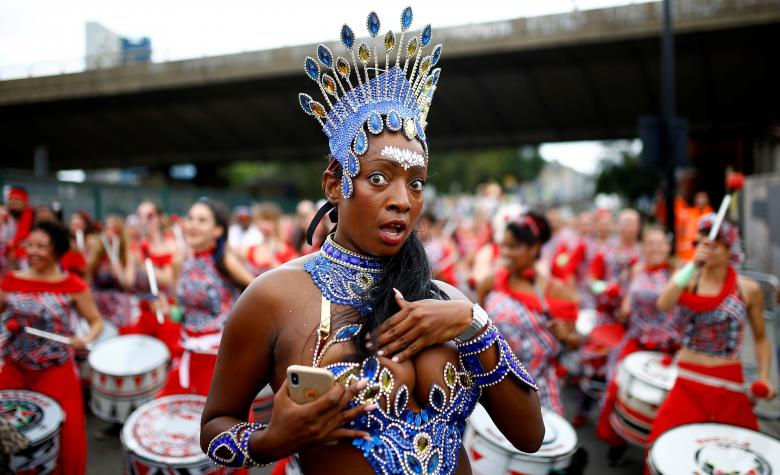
[353,129,369,156]
[347,153,360,177]
[386,110,402,131]
[380,146,426,171]
[341,174,354,199]
[403,118,417,140]
[367,113,384,134]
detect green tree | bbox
[594,152,661,205]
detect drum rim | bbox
[0,389,64,443]
[122,394,210,464]
[469,406,578,462]
[649,422,780,470]
[88,334,170,376]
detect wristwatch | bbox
[457,303,490,342]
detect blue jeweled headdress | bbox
[298,7,442,199]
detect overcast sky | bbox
[0,0,654,174]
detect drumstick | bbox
[100,234,121,269]
[145,258,165,325]
[706,172,744,244]
[76,228,85,252]
[5,319,93,350]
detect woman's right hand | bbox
[693,238,714,266]
[259,378,375,459]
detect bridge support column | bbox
[33,145,49,177]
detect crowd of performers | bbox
[0,181,776,473]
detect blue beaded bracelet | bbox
[457,323,537,391]
[206,421,268,468]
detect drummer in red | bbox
[648,216,775,449]
[596,225,682,463]
[156,198,253,397]
[478,212,579,415]
[0,221,104,475]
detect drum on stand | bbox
[88,335,170,423]
[121,395,228,474]
[579,323,625,398]
[252,384,274,424]
[0,390,63,474]
[611,351,677,446]
[648,422,780,474]
[464,404,577,475]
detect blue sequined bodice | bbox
[316,324,481,475]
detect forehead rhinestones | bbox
[380,145,426,170]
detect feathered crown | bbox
[298,7,442,198]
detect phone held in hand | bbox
[287,365,335,404]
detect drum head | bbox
[468,404,577,460]
[89,335,170,376]
[0,390,63,443]
[122,395,208,465]
[650,423,780,474]
[622,351,677,391]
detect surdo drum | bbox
[88,334,170,423]
[464,404,577,475]
[76,318,118,388]
[0,390,63,474]
[648,423,780,474]
[612,351,677,447]
[122,395,227,475]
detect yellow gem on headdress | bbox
[336,57,350,77]
[406,38,418,56]
[322,74,337,95]
[310,101,327,118]
[404,118,416,138]
[362,385,381,403]
[358,43,370,63]
[384,31,395,51]
[419,56,432,76]
[423,76,434,92]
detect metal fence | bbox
[0,171,293,219]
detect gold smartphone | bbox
[287,365,335,404]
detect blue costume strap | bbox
[206,422,268,468]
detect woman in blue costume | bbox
[200,8,544,474]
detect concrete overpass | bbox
[1,0,779,171]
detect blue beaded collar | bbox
[304,235,384,316]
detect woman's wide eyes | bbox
[368,174,388,185]
[410,179,425,191]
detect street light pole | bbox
[661,0,677,253]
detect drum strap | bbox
[676,367,746,394]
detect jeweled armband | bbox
[457,323,537,391]
[206,421,268,468]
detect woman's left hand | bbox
[372,289,472,362]
[69,336,88,352]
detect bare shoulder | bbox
[738,275,762,303]
[433,279,471,302]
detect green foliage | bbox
[595,152,661,204]
[427,146,545,193]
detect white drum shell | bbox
[464,404,577,475]
[0,390,64,474]
[88,335,170,423]
[122,395,225,475]
[649,423,780,475]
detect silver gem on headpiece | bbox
[298,7,443,199]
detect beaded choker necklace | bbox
[304,235,384,316]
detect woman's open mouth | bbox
[378,221,407,246]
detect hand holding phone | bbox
[286,365,336,404]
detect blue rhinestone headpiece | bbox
[298,7,443,199]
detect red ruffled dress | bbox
[596,264,682,446]
[484,268,578,415]
[0,273,89,475]
[646,267,758,446]
[157,248,240,397]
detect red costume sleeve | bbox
[1,272,88,293]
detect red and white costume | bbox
[0,273,88,475]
